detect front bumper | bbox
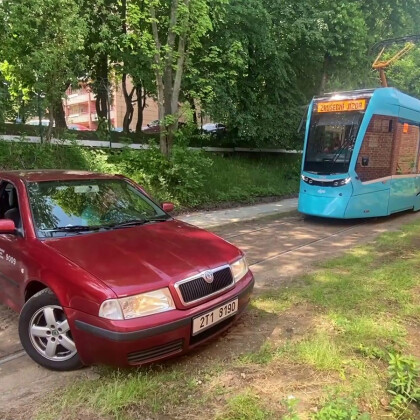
[67,272,254,367]
[298,192,350,218]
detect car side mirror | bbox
[162,202,175,213]
[0,219,16,234]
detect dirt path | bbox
[0,210,419,419]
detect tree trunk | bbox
[45,111,54,143]
[52,96,67,130]
[95,54,109,120]
[122,73,135,133]
[135,84,146,133]
[188,96,197,126]
[150,0,191,157]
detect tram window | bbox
[356,115,394,182]
[304,111,363,175]
[392,121,420,175]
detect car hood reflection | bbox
[43,220,240,297]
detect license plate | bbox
[192,298,238,336]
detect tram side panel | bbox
[346,115,395,218]
[348,114,420,217]
[388,119,419,213]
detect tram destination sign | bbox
[317,99,366,113]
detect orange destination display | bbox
[317,99,366,113]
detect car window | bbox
[27,179,169,237]
[0,181,23,234]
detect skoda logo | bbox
[203,271,214,284]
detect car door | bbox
[0,181,27,310]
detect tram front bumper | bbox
[298,192,350,218]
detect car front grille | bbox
[176,266,234,305]
[127,339,184,365]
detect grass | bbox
[216,391,274,420]
[34,217,420,419]
[36,366,201,420]
[200,154,300,206]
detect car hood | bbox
[43,220,241,297]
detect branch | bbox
[166,0,179,52]
[149,5,162,69]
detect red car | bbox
[0,171,254,370]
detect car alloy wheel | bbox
[19,288,83,371]
[29,305,77,362]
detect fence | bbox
[0,135,302,154]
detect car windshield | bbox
[27,179,169,237]
[303,111,364,175]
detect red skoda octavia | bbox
[0,171,254,370]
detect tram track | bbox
[0,349,26,366]
[249,220,367,268]
[221,216,304,240]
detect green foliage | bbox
[200,154,300,206]
[0,140,300,208]
[190,0,304,148]
[312,397,370,420]
[388,353,420,416]
[0,74,14,123]
[0,0,87,120]
[0,140,89,171]
[387,48,420,98]
[2,0,420,146]
[110,144,214,205]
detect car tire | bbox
[18,288,83,371]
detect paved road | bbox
[0,210,418,419]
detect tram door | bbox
[388,120,420,213]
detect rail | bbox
[0,134,302,154]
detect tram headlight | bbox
[301,175,309,182]
[340,177,351,186]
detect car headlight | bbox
[99,288,175,320]
[230,256,248,282]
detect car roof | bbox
[0,170,119,183]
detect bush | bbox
[110,145,213,206]
[0,139,300,209]
[0,139,90,170]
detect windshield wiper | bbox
[109,217,168,229]
[45,225,104,233]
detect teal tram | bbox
[298,88,420,218]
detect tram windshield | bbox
[303,111,364,175]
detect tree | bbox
[129,0,220,155]
[185,0,307,147]
[82,0,123,126]
[386,48,420,97]
[0,0,87,137]
[117,0,156,134]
